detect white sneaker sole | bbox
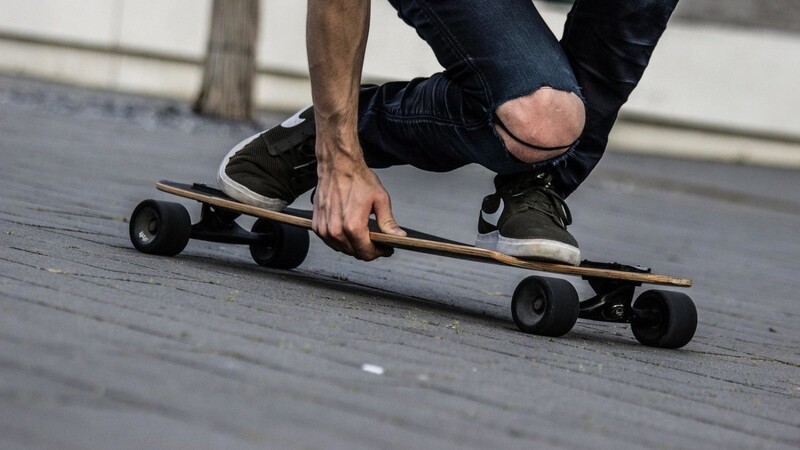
[476,231,581,266]
[217,133,288,211]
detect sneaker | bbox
[475,172,580,265]
[218,105,317,210]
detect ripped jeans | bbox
[357,0,678,197]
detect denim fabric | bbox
[553,0,678,196]
[358,0,677,197]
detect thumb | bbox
[374,194,406,237]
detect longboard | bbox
[156,180,691,287]
[129,180,697,348]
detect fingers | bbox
[318,221,384,261]
[373,194,406,237]
[349,191,401,260]
[312,201,355,256]
[311,165,402,261]
[313,199,397,261]
[313,201,382,261]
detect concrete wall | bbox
[1,0,798,163]
[675,0,800,34]
[0,0,436,111]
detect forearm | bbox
[306,0,401,260]
[306,0,370,165]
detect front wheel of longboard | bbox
[129,200,192,256]
[631,290,697,349]
[512,276,579,337]
[249,218,309,269]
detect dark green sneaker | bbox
[475,172,580,265]
[217,105,317,210]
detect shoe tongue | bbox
[266,106,316,156]
[264,128,306,156]
[494,172,551,191]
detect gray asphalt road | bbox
[1,76,798,449]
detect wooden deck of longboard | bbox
[156,180,692,288]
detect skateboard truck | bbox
[579,261,650,323]
[187,183,271,245]
[191,203,265,245]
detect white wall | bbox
[625,22,800,139]
[0,0,798,142]
[0,0,210,56]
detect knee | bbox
[495,88,585,164]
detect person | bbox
[217,0,678,264]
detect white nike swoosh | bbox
[280,105,311,128]
[481,198,504,227]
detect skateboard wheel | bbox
[511,276,579,337]
[249,218,309,269]
[631,290,697,349]
[129,200,191,256]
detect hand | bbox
[313,152,406,261]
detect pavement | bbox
[0,75,798,450]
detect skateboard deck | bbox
[155,180,692,288]
[131,180,698,348]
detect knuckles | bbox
[343,222,363,236]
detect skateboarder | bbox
[217,0,678,265]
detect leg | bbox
[552,0,679,197]
[358,0,588,265]
[218,0,586,265]
[359,0,584,174]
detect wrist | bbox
[315,128,365,167]
[318,152,367,174]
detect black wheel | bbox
[129,200,191,256]
[249,218,309,269]
[511,276,579,337]
[631,290,697,349]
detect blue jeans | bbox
[358,0,678,197]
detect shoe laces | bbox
[286,143,318,190]
[510,183,573,228]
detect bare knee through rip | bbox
[494,88,585,164]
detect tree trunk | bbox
[193,0,259,121]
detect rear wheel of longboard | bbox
[129,200,191,256]
[631,290,697,349]
[511,276,579,337]
[249,218,309,269]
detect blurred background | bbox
[0,0,798,167]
